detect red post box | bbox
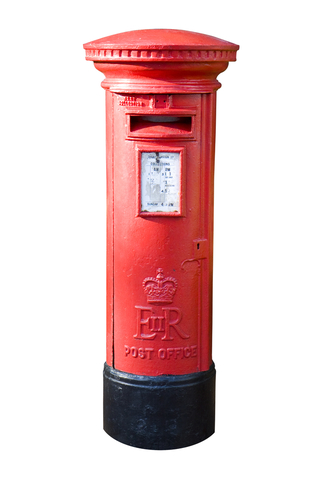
[84,29,239,449]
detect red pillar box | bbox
[84,29,239,449]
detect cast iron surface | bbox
[103,363,216,450]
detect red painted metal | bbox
[84,29,239,376]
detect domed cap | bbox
[84,29,239,62]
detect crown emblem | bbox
[143,268,178,304]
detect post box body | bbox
[84,30,238,449]
[109,91,216,377]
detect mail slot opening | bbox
[130,115,192,135]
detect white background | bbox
[1,1,333,499]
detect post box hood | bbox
[84,29,239,93]
[84,28,239,62]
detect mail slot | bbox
[129,114,193,137]
[84,29,239,449]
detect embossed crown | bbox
[143,268,178,304]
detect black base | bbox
[103,363,216,450]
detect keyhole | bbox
[197,243,200,250]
